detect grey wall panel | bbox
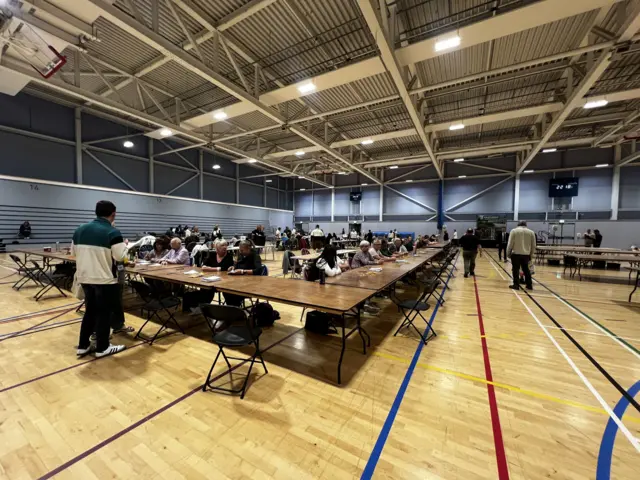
[384,183,439,215]
[0,130,75,183]
[85,150,149,192]
[334,189,350,217]
[0,177,292,244]
[171,176,199,199]
[313,190,332,217]
[565,147,613,168]
[519,172,553,212]
[267,188,278,209]
[572,168,612,211]
[386,166,439,181]
[82,112,128,142]
[240,183,264,207]
[153,139,198,168]
[82,154,135,191]
[0,92,74,140]
[154,164,197,196]
[620,165,640,210]
[445,177,514,214]
[362,187,380,216]
[240,164,266,185]
[294,191,312,216]
[203,175,235,203]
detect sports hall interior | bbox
[0,0,639,479]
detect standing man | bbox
[73,200,127,357]
[496,227,509,262]
[310,224,325,250]
[507,220,537,290]
[460,228,481,278]
[584,229,595,247]
[252,224,266,246]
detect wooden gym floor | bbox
[0,250,638,479]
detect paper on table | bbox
[149,263,164,267]
[369,267,383,272]
[184,269,200,275]
[201,276,221,282]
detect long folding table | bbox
[625,266,640,302]
[565,253,640,280]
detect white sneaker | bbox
[77,345,94,356]
[95,344,126,358]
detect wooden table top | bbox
[537,246,627,252]
[16,249,75,262]
[214,276,373,314]
[325,250,442,290]
[625,266,640,272]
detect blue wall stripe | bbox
[360,251,459,479]
[596,380,640,479]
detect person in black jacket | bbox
[226,240,264,306]
[496,228,509,262]
[594,229,603,248]
[460,228,482,277]
[19,221,32,239]
[182,240,234,313]
[251,225,266,246]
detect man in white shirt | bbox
[507,220,537,290]
[310,224,324,250]
[369,239,392,262]
[184,227,192,237]
[350,229,357,239]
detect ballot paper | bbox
[369,267,383,272]
[184,269,200,275]
[201,276,221,283]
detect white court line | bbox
[488,252,640,361]
[512,289,640,452]
[484,254,639,450]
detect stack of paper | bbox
[369,267,383,272]
[184,269,200,275]
[201,276,221,282]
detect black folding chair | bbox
[130,280,183,345]
[9,254,43,291]
[29,260,70,300]
[391,279,438,344]
[200,304,267,399]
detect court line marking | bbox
[0,307,76,343]
[360,251,459,480]
[484,255,640,451]
[0,301,83,324]
[0,317,82,338]
[36,326,305,480]
[597,380,640,480]
[473,275,510,479]
[373,351,640,424]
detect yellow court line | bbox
[372,350,640,424]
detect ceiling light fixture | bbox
[295,150,305,157]
[265,179,272,183]
[361,139,374,145]
[453,158,464,162]
[212,164,221,170]
[406,179,413,183]
[297,81,316,94]
[300,188,306,191]
[123,140,134,148]
[542,148,557,153]
[159,128,173,137]
[584,99,608,109]
[435,35,461,52]
[595,163,609,168]
[449,123,465,131]
[338,172,347,175]
[248,158,257,163]
[389,165,399,169]
[298,176,305,179]
[458,175,467,178]
[361,183,368,186]
[329,186,334,189]
[213,110,228,120]
[524,169,534,173]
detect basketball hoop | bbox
[0,16,66,79]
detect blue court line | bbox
[361,252,459,479]
[596,380,640,479]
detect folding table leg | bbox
[337,317,346,385]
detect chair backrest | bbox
[9,254,29,271]
[129,280,154,302]
[200,304,256,338]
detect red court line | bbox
[473,275,510,480]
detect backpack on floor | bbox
[252,302,280,327]
[304,310,338,335]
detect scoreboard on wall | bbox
[549,177,579,197]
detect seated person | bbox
[144,239,169,261]
[225,240,263,306]
[182,240,234,314]
[404,236,414,252]
[369,239,393,262]
[379,239,395,257]
[127,234,156,252]
[314,245,349,277]
[19,221,32,239]
[159,238,190,265]
[351,241,383,269]
[391,238,408,255]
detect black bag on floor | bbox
[252,302,280,327]
[305,310,337,335]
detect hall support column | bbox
[148,138,154,193]
[198,150,204,200]
[611,144,621,220]
[379,170,384,222]
[74,107,82,184]
[514,174,521,221]
[331,174,335,222]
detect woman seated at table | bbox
[182,239,234,314]
[315,245,349,277]
[144,239,168,261]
